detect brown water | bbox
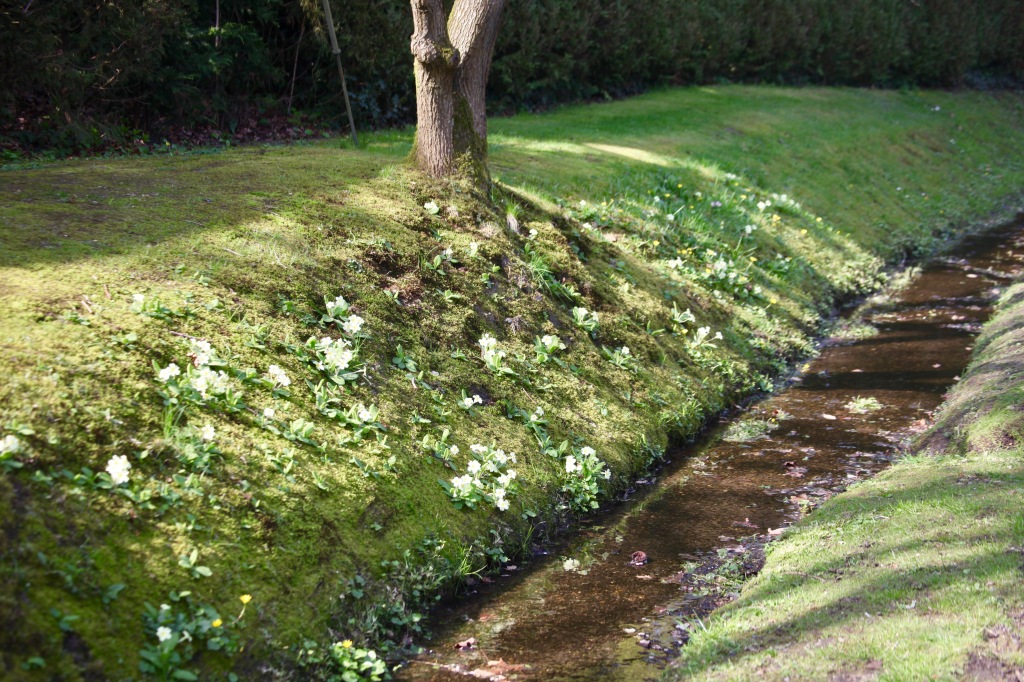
[401,222,1024,682]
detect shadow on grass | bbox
[669,461,1024,679]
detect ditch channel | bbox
[399,220,1024,681]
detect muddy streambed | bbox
[400,222,1024,682]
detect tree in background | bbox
[409,0,504,182]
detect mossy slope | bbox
[0,86,1023,680]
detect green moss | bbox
[1,86,1023,679]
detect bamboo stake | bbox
[320,0,358,146]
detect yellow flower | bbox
[240,594,252,604]
[341,640,353,649]
[212,619,223,628]
[800,229,808,235]
[749,256,757,262]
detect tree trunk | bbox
[410,0,504,181]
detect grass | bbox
[0,85,1023,680]
[667,281,1024,681]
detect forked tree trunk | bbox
[410,0,504,182]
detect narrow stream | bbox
[401,221,1024,682]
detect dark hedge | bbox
[2,0,1022,152]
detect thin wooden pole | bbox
[320,0,358,146]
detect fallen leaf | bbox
[822,414,837,420]
[629,551,649,566]
[455,637,477,651]
[768,527,785,536]
[636,574,654,580]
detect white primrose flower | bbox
[565,455,579,474]
[495,497,510,511]
[460,396,476,409]
[342,315,364,336]
[580,446,596,457]
[563,558,580,571]
[267,365,291,388]
[357,407,373,423]
[263,407,276,419]
[619,346,630,356]
[472,394,483,405]
[156,626,173,642]
[603,470,612,479]
[470,443,488,455]
[467,459,482,474]
[157,363,181,382]
[328,295,349,315]
[449,445,460,456]
[105,454,132,486]
[200,424,216,442]
[189,340,213,367]
[1,434,21,454]
[132,294,145,304]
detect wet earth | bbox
[399,221,1024,682]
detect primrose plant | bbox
[561,445,611,513]
[478,333,515,376]
[571,307,599,333]
[533,334,566,364]
[439,443,518,512]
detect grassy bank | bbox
[1,86,1023,680]
[667,271,1024,680]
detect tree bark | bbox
[409,0,504,181]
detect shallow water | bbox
[400,222,1024,682]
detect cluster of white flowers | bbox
[315,337,356,374]
[478,333,511,374]
[342,315,364,336]
[199,424,216,442]
[157,363,181,382]
[266,364,291,388]
[666,257,684,270]
[444,443,518,512]
[188,339,214,367]
[562,558,581,572]
[105,454,132,486]
[193,366,231,399]
[324,294,367,340]
[459,393,484,410]
[691,326,724,349]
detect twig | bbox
[222,247,243,257]
[103,283,112,299]
[778,570,827,582]
[169,331,204,342]
[80,296,94,314]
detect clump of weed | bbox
[845,396,883,413]
[722,419,778,442]
[830,320,879,341]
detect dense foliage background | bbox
[2,0,1023,153]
